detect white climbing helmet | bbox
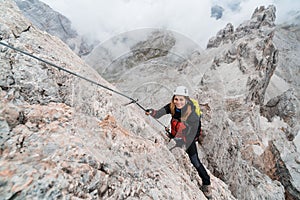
[173,86,189,96]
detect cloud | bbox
[41,0,300,48]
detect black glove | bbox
[165,128,174,139]
[145,109,154,116]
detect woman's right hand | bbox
[145,109,154,115]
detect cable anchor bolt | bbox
[123,99,138,106]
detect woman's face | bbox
[174,95,186,109]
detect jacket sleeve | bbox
[151,103,171,119]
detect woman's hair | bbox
[170,95,192,121]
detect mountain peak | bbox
[207,5,276,49]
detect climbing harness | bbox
[0,41,171,136]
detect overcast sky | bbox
[40,0,299,48]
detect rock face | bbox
[85,4,299,200]
[1,1,300,200]
[0,1,236,199]
[207,5,276,49]
[201,5,300,200]
[130,30,176,62]
[84,28,203,111]
[13,0,98,57]
[261,89,298,132]
[86,30,177,82]
[85,28,201,83]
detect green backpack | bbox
[190,98,202,117]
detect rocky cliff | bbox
[85,4,300,200]
[0,1,235,199]
[200,5,300,200]
[1,1,299,200]
[13,0,98,57]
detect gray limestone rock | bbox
[0,1,236,199]
[13,0,98,57]
[1,1,299,200]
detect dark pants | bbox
[186,141,211,185]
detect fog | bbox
[40,0,299,48]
